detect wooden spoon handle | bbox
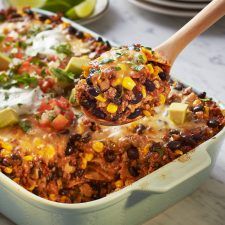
[155,0,225,65]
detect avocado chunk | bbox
[0,108,19,128]
[65,56,90,77]
[168,102,188,125]
[0,52,11,71]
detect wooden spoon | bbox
[79,0,225,126]
[155,0,225,67]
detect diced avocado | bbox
[168,103,188,125]
[65,56,90,77]
[69,88,78,106]
[0,52,11,71]
[0,108,19,128]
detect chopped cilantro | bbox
[138,54,144,63]
[54,43,73,56]
[100,58,114,64]
[51,68,75,82]
[201,98,212,102]
[132,65,144,71]
[115,66,121,71]
[152,146,164,157]
[4,92,9,100]
[0,35,5,42]
[19,120,32,133]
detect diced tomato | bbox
[18,60,42,75]
[38,100,52,113]
[56,97,70,110]
[39,78,55,93]
[64,110,74,121]
[52,114,69,131]
[14,52,23,59]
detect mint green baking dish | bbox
[0,9,225,225]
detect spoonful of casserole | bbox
[75,0,225,125]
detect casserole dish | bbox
[0,8,225,225]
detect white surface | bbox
[1,0,225,224]
[128,0,199,17]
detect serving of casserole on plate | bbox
[0,7,224,225]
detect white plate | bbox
[75,0,109,25]
[144,0,208,9]
[128,0,200,17]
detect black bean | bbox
[128,166,139,177]
[169,129,180,135]
[39,14,49,21]
[198,92,206,99]
[128,108,142,119]
[104,150,116,163]
[73,169,85,178]
[207,119,219,128]
[181,135,196,147]
[11,154,21,161]
[88,87,100,97]
[158,72,167,81]
[174,82,183,91]
[97,37,103,42]
[112,97,122,105]
[80,98,96,108]
[134,124,146,135]
[145,79,155,92]
[65,143,77,156]
[92,194,101,200]
[24,8,34,16]
[92,108,106,119]
[127,146,139,160]
[129,91,143,104]
[86,76,93,86]
[81,132,92,143]
[58,129,70,135]
[167,140,182,150]
[193,105,204,112]
[70,134,82,142]
[76,31,84,39]
[68,26,77,35]
[59,189,69,196]
[32,187,39,195]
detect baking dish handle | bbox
[134,147,211,193]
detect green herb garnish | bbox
[114,66,121,71]
[200,98,212,102]
[152,146,164,157]
[19,120,32,133]
[50,68,75,82]
[132,65,144,71]
[54,43,73,56]
[100,58,114,64]
[4,92,9,100]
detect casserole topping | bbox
[0,8,224,203]
[75,46,171,124]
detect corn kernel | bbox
[147,64,154,74]
[193,99,202,107]
[118,63,128,72]
[153,66,163,76]
[24,155,33,161]
[65,163,75,173]
[45,19,51,24]
[44,144,55,160]
[27,184,36,191]
[13,178,20,183]
[143,110,151,117]
[115,180,123,188]
[141,86,147,98]
[174,150,183,156]
[92,141,104,153]
[107,103,118,114]
[33,137,43,148]
[84,153,94,162]
[112,77,123,87]
[4,167,12,174]
[0,149,11,157]
[122,77,136,91]
[159,94,166,105]
[81,158,87,169]
[49,194,57,201]
[0,141,13,151]
[143,144,150,155]
[95,94,107,103]
[61,196,68,202]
